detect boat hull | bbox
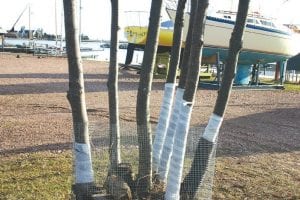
[124,10,300,65]
[124,26,174,47]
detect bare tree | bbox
[177,0,198,90]
[152,0,187,173]
[108,0,121,171]
[63,0,94,199]
[165,0,210,199]
[158,0,198,183]
[181,0,251,198]
[166,0,187,85]
[135,0,163,197]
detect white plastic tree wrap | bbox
[165,100,193,200]
[158,88,184,181]
[74,143,94,183]
[152,83,176,172]
[202,113,223,143]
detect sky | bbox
[0,0,299,40]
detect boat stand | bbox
[199,58,286,90]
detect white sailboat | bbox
[166,7,300,64]
[124,2,300,65]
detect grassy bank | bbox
[284,82,300,91]
[0,151,72,199]
[1,150,299,199]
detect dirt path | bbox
[0,53,299,199]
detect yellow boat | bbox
[124,25,212,79]
[124,26,177,47]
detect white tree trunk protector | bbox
[165,100,193,200]
[158,88,184,181]
[153,83,176,172]
[111,123,121,164]
[202,113,223,143]
[74,142,94,183]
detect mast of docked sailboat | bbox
[28,4,31,40]
[55,0,58,55]
[28,3,33,54]
[55,0,64,54]
[55,0,58,51]
[60,0,64,52]
[79,0,82,45]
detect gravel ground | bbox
[0,53,299,198]
[1,53,299,153]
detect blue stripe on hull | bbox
[203,46,289,65]
[206,16,291,36]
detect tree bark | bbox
[178,0,198,89]
[152,0,187,173]
[213,0,250,117]
[108,0,121,172]
[63,0,94,199]
[166,0,187,84]
[156,0,198,183]
[181,1,250,199]
[136,0,163,197]
[165,0,209,199]
[182,0,209,102]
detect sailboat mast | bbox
[28,4,31,39]
[79,0,82,44]
[60,0,64,51]
[55,0,58,48]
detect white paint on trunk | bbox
[165,100,193,200]
[158,88,184,181]
[111,123,121,164]
[202,113,223,143]
[74,142,94,183]
[153,83,176,172]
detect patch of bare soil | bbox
[0,53,299,199]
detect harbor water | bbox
[5,38,292,81]
[3,38,144,64]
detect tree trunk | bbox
[63,0,94,199]
[178,0,198,89]
[136,0,163,197]
[108,0,121,172]
[157,0,198,183]
[152,0,187,173]
[181,0,250,199]
[165,0,209,199]
[166,0,187,84]
[213,1,250,117]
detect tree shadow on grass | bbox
[0,135,138,156]
[0,142,72,156]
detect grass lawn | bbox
[0,148,140,199]
[1,149,299,199]
[213,152,300,199]
[284,82,300,91]
[0,151,72,200]
[260,78,300,91]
